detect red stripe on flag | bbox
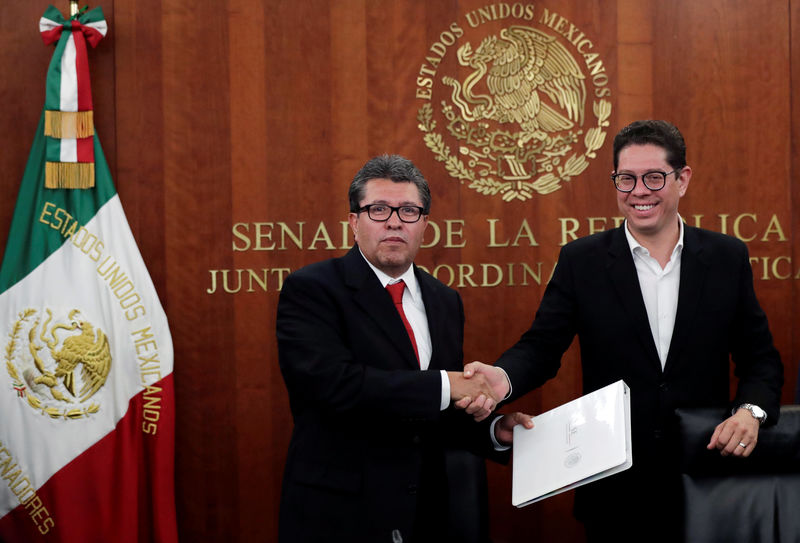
[81,26,104,48]
[72,22,96,165]
[72,23,93,112]
[76,137,94,163]
[40,26,63,46]
[0,375,178,543]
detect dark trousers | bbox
[577,460,684,543]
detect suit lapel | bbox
[606,227,662,372]
[664,226,707,374]
[343,247,420,369]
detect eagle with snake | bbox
[31,311,112,403]
[443,26,587,145]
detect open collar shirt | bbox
[624,218,685,370]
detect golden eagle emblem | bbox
[5,308,111,419]
[417,23,611,201]
[445,26,586,143]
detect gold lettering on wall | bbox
[232,221,351,251]
[207,213,795,294]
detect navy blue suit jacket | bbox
[277,246,495,542]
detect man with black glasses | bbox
[460,120,784,542]
[277,154,532,543]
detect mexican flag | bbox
[0,6,177,542]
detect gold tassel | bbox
[44,110,94,139]
[45,162,95,189]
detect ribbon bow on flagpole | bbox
[38,5,108,189]
[40,6,106,47]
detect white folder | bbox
[512,380,632,507]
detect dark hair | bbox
[612,120,687,171]
[348,154,431,214]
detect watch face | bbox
[751,405,766,419]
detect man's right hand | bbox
[454,361,510,421]
[448,370,500,415]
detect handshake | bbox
[448,362,533,446]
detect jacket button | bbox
[412,435,421,445]
[408,484,417,495]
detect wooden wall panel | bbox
[651,0,795,409]
[793,0,800,408]
[0,2,798,542]
[161,2,238,539]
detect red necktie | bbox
[386,281,420,365]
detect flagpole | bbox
[69,1,79,16]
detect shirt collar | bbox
[624,215,685,256]
[358,248,421,301]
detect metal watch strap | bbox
[733,403,767,424]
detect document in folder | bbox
[512,380,632,507]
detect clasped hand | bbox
[448,362,530,446]
[448,361,510,422]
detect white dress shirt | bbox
[494,220,686,450]
[494,221,686,451]
[360,251,450,410]
[624,218,684,369]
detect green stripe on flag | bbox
[80,7,107,25]
[46,133,61,162]
[41,5,65,24]
[0,111,116,293]
[45,31,69,112]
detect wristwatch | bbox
[733,403,767,424]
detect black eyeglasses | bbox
[611,168,683,192]
[357,204,425,223]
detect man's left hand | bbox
[493,411,534,446]
[706,408,760,457]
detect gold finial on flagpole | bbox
[69,1,79,16]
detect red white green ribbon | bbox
[39,5,107,188]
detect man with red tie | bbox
[276,154,530,543]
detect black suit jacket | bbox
[497,225,783,531]
[277,246,494,543]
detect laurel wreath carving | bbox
[5,309,100,420]
[419,99,612,201]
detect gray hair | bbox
[348,154,431,214]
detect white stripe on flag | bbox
[60,137,77,162]
[38,16,61,34]
[60,34,78,113]
[0,194,173,518]
[85,20,109,36]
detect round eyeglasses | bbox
[611,168,682,192]
[357,204,425,223]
